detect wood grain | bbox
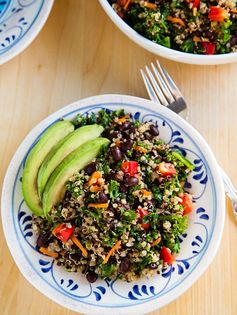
[0,1,236,314]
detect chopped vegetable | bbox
[167,16,185,27]
[103,240,122,264]
[208,7,228,22]
[39,247,59,258]
[121,161,139,176]
[158,162,177,176]
[71,235,88,257]
[160,246,175,265]
[52,223,75,243]
[172,151,194,170]
[151,237,161,247]
[88,203,109,208]
[202,42,216,55]
[179,193,193,215]
[138,208,150,230]
[134,145,148,153]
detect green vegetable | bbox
[108,180,120,200]
[172,150,194,170]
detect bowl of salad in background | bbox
[0,0,54,65]
[1,94,225,314]
[99,0,237,65]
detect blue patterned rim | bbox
[0,0,54,63]
[10,101,218,309]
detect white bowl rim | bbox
[99,0,237,65]
[0,0,54,65]
[1,94,225,314]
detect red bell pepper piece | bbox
[121,161,139,176]
[160,246,175,265]
[179,192,193,215]
[193,0,200,8]
[138,208,150,230]
[208,6,228,22]
[202,42,216,55]
[52,223,75,243]
[158,162,177,176]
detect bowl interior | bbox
[0,0,54,65]
[1,95,225,315]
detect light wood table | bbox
[0,1,236,314]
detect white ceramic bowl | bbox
[99,0,237,65]
[1,95,225,314]
[0,0,54,65]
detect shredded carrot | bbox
[39,247,58,258]
[116,115,130,123]
[151,237,161,247]
[193,36,201,42]
[88,203,109,208]
[124,0,131,10]
[87,171,102,186]
[143,1,157,9]
[90,185,102,192]
[231,9,237,13]
[115,140,121,147]
[91,171,102,179]
[103,240,122,264]
[167,16,185,27]
[71,235,88,257]
[134,145,148,153]
[140,189,152,196]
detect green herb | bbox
[100,263,116,278]
[108,180,120,200]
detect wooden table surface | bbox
[0,1,237,314]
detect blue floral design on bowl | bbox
[0,0,54,64]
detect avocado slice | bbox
[42,137,110,216]
[37,124,104,198]
[22,120,75,216]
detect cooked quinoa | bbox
[109,0,237,54]
[33,109,194,282]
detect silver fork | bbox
[141,60,237,221]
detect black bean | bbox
[205,30,213,40]
[121,139,133,152]
[230,35,237,47]
[110,146,122,162]
[106,130,119,140]
[69,252,81,264]
[120,184,127,193]
[97,192,108,203]
[119,257,131,273]
[86,271,98,283]
[150,125,159,136]
[144,131,152,140]
[124,176,138,187]
[119,121,131,131]
[36,231,51,248]
[107,170,116,180]
[85,162,96,175]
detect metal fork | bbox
[141,60,237,221]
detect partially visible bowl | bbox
[0,0,54,65]
[1,94,225,314]
[99,0,237,65]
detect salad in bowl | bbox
[1,95,225,314]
